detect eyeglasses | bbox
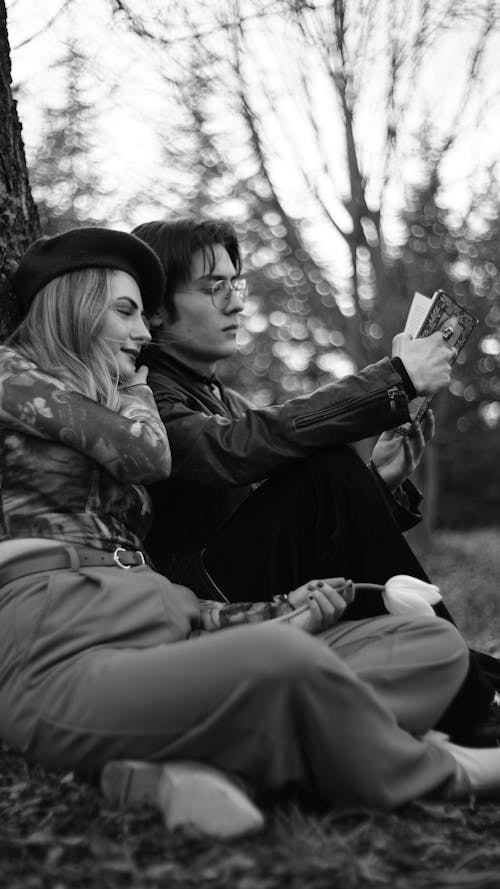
[200,278,248,310]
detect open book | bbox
[398,289,478,430]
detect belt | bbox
[0,545,147,588]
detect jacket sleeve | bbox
[198,595,294,631]
[0,347,171,483]
[151,358,411,487]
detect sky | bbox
[6,0,500,279]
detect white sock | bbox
[426,731,500,799]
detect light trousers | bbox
[0,563,469,809]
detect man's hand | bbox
[392,327,457,394]
[371,410,435,491]
[287,578,355,634]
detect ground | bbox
[1,528,500,889]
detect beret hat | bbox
[12,227,165,315]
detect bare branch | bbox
[108,0,283,47]
[11,0,74,50]
[439,0,498,159]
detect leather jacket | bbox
[144,348,419,579]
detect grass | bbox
[415,528,500,654]
[2,528,500,889]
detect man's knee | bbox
[290,446,364,485]
[257,446,370,518]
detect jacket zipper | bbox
[293,384,404,429]
[387,386,399,414]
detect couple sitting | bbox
[135,217,500,747]
[0,221,498,839]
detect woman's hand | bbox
[287,577,355,634]
[121,364,149,388]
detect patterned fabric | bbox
[0,346,170,551]
[198,596,294,632]
[0,345,293,630]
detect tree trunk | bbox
[0,0,39,340]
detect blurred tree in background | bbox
[5,0,500,528]
[102,0,500,418]
[27,39,110,233]
[397,167,500,526]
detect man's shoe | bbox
[101,760,264,838]
[450,696,500,748]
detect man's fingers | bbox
[431,326,457,363]
[439,316,458,341]
[409,411,435,449]
[408,417,425,441]
[395,331,455,394]
[401,434,415,466]
[421,409,435,443]
[408,421,425,455]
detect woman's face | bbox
[99,271,151,382]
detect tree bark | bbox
[0,0,39,339]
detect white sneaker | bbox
[101,760,264,838]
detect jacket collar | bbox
[145,345,221,389]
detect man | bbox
[133,217,500,745]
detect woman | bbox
[0,227,498,839]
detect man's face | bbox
[164,244,245,369]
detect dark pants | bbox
[185,446,500,735]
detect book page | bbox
[404,292,432,338]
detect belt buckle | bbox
[113,547,145,570]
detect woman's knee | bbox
[418,616,467,653]
[404,616,469,678]
[239,623,338,682]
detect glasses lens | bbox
[211,280,230,309]
[210,279,248,308]
[233,279,248,298]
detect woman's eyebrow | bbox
[115,295,140,307]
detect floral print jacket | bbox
[0,345,171,551]
[0,346,294,632]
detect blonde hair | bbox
[8,267,121,410]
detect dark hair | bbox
[131,218,242,322]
